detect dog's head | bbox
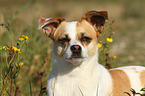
[38,11,108,65]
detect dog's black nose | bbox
[70,45,81,53]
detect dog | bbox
[38,10,145,96]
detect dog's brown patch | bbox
[52,21,69,56]
[53,21,67,41]
[109,69,131,96]
[38,18,46,26]
[76,20,98,56]
[76,20,97,39]
[140,70,145,87]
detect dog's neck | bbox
[51,43,99,76]
[49,46,112,96]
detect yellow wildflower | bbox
[17,41,20,46]
[99,41,102,43]
[12,46,17,51]
[25,36,29,40]
[98,43,102,48]
[105,20,108,23]
[21,35,29,43]
[19,38,25,41]
[111,27,115,30]
[2,46,9,50]
[26,40,29,43]
[22,35,25,37]
[16,62,24,67]
[16,49,20,52]
[107,38,113,42]
[12,46,20,52]
[112,56,117,59]
[22,35,29,40]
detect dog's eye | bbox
[81,36,92,42]
[58,38,70,44]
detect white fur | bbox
[64,22,88,65]
[47,53,112,96]
[47,22,112,96]
[65,21,78,40]
[112,66,145,93]
[46,21,145,96]
[64,39,88,65]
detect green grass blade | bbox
[78,87,84,96]
[29,78,32,96]
[124,92,131,96]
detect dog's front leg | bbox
[47,78,55,96]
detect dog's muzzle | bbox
[70,45,82,58]
[64,43,87,65]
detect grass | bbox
[0,0,145,95]
[124,88,145,96]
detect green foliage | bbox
[78,87,85,96]
[0,23,30,95]
[0,22,48,95]
[0,2,49,95]
[0,8,116,96]
[124,88,145,96]
[0,0,145,95]
[98,20,116,68]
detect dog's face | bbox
[38,11,108,65]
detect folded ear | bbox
[82,11,108,37]
[38,17,65,39]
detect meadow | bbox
[0,0,145,95]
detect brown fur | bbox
[76,20,98,56]
[109,69,131,96]
[140,70,145,87]
[51,20,99,57]
[53,21,67,41]
[38,18,46,26]
[53,20,100,57]
[76,20,98,39]
[52,21,70,56]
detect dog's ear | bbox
[82,11,108,37]
[38,17,65,39]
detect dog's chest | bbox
[51,74,98,96]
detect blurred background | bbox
[0,0,145,95]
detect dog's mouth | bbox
[65,54,86,65]
[69,56,84,60]
[64,44,88,65]
[65,56,84,60]
[71,53,82,58]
